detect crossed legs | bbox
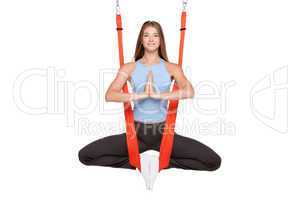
[78,121,221,171]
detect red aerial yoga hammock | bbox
[115,0,188,172]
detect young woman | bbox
[78,21,221,186]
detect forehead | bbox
[143,26,159,34]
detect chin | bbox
[145,47,159,52]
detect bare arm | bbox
[105,63,148,102]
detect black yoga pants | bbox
[78,121,221,171]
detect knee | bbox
[206,154,222,171]
[78,148,92,166]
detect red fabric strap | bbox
[116,14,141,171]
[159,11,187,171]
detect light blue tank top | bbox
[130,58,172,123]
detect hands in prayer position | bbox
[143,71,160,99]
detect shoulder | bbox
[164,61,178,69]
[121,62,135,71]
[120,61,136,81]
[164,61,182,80]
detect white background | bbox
[0,0,299,199]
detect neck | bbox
[141,51,160,64]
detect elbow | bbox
[105,91,112,102]
[185,85,195,99]
[188,89,195,99]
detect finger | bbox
[148,71,153,80]
[147,73,151,81]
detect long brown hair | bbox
[134,21,169,62]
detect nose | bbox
[149,35,154,41]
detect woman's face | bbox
[142,26,160,52]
